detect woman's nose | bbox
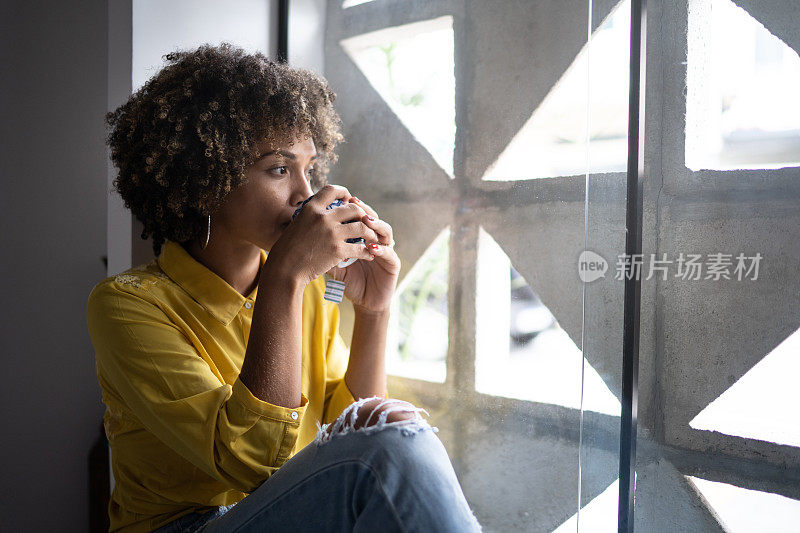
[291,177,314,206]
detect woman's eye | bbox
[306,167,315,179]
[268,166,288,176]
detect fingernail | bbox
[366,215,375,221]
[353,196,360,203]
[368,243,379,250]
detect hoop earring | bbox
[200,214,211,250]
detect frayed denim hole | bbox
[314,399,436,447]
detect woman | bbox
[87,43,481,532]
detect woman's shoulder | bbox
[87,260,174,311]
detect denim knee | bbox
[313,396,438,447]
[311,399,481,532]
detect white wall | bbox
[133,0,277,92]
[124,0,280,266]
[289,0,328,75]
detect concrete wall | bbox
[0,1,109,530]
[323,0,800,530]
[635,0,800,519]
[324,1,627,530]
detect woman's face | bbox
[214,131,317,251]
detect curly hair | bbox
[105,42,344,257]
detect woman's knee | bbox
[349,398,420,429]
[315,396,434,444]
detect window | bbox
[686,0,800,170]
[325,2,627,529]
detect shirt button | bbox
[244,301,252,309]
[290,411,299,420]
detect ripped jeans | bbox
[153,397,482,533]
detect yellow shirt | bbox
[86,240,362,532]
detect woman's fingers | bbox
[331,202,367,223]
[341,219,380,243]
[348,198,393,246]
[350,197,378,219]
[342,240,375,261]
[328,197,396,266]
[360,214,393,247]
[309,184,351,210]
[333,204,388,244]
[363,239,401,275]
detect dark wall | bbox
[0,1,109,530]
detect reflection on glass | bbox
[686,0,800,170]
[474,228,620,415]
[385,228,449,383]
[340,16,456,175]
[483,0,630,181]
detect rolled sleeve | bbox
[229,379,308,465]
[87,283,304,493]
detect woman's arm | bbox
[87,280,308,491]
[238,262,305,409]
[331,196,399,400]
[344,307,390,399]
[238,185,379,409]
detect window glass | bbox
[686,0,800,170]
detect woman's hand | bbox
[265,185,380,287]
[326,197,401,314]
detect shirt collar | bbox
[157,240,267,326]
